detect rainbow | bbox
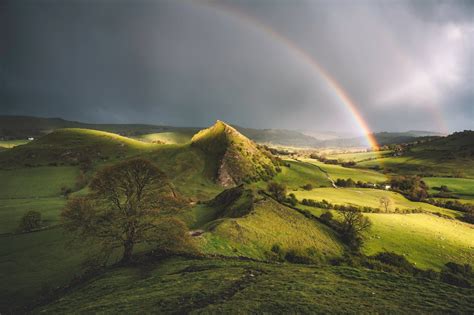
[195,0,380,150]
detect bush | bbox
[302,183,313,191]
[320,211,333,223]
[267,181,287,202]
[286,193,297,206]
[18,211,42,232]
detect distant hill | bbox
[321,131,444,147]
[357,130,474,177]
[0,115,320,147]
[0,128,157,168]
[0,115,447,148]
[191,120,278,186]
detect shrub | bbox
[302,183,313,191]
[320,211,333,223]
[18,211,42,232]
[267,181,287,202]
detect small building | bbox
[28,137,34,141]
[384,185,391,190]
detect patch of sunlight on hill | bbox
[199,198,343,261]
[135,131,193,144]
[364,213,474,270]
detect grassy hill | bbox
[0,128,158,168]
[358,131,474,177]
[191,121,278,186]
[35,256,474,313]
[197,192,344,261]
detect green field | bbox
[423,177,474,200]
[326,150,392,162]
[303,158,387,183]
[35,256,474,313]
[0,166,78,199]
[364,213,474,270]
[292,187,459,217]
[254,160,331,190]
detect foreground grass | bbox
[35,256,474,314]
[292,187,459,217]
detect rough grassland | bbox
[292,187,459,217]
[36,257,474,314]
[423,177,474,199]
[303,159,387,183]
[364,213,474,270]
[200,198,343,261]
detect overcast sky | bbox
[1,0,473,134]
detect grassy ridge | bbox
[36,257,474,313]
[0,128,158,168]
[200,198,343,261]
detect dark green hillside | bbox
[35,256,474,314]
[191,121,278,186]
[358,130,474,177]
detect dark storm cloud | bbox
[1,0,472,133]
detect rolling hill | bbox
[358,130,474,177]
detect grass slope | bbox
[0,128,157,168]
[358,131,474,177]
[303,159,387,183]
[36,257,474,313]
[326,150,392,162]
[364,213,474,270]
[200,198,343,261]
[423,177,474,200]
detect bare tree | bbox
[379,196,393,212]
[61,158,191,263]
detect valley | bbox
[0,119,473,313]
